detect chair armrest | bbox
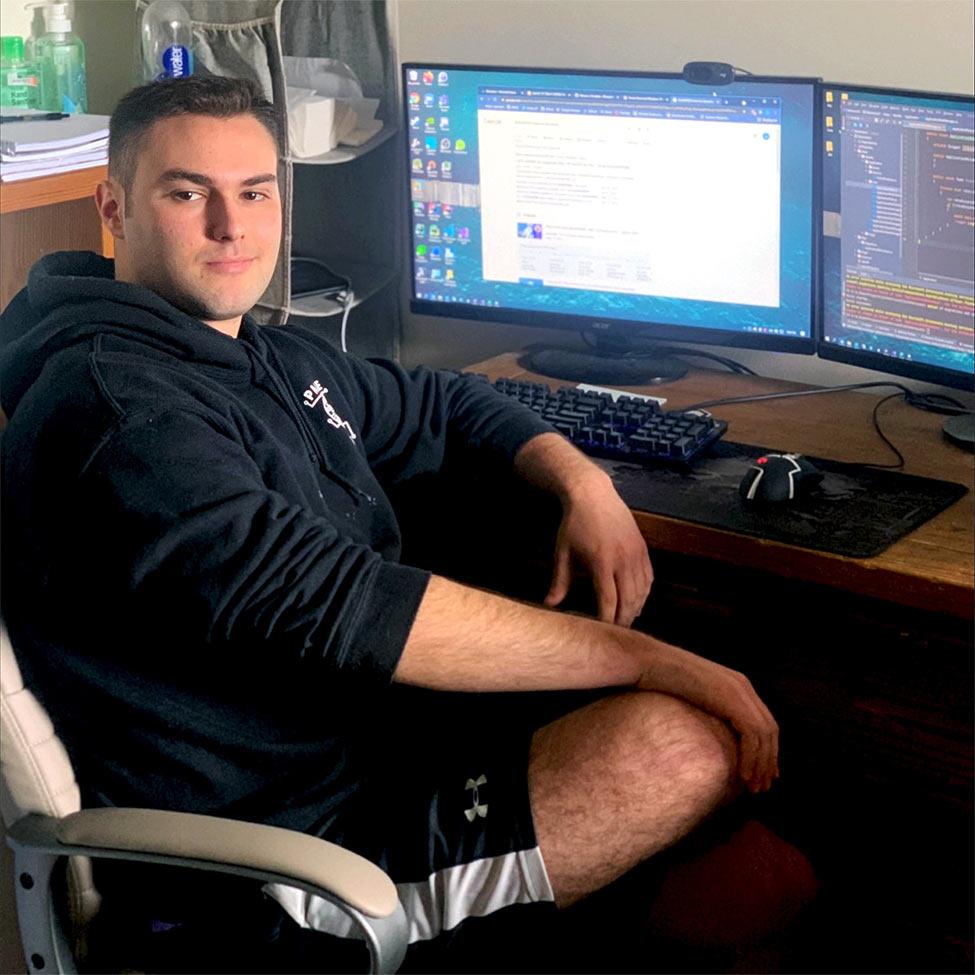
[8,810,409,974]
[10,808,397,917]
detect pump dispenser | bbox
[35,1,87,113]
[23,2,46,61]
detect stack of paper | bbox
[0,111,109,182]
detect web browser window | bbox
[478,88,781,307]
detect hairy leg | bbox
[528,689,739,908]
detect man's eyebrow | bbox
[158,169,278,188]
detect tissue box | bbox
[287,87,353,157]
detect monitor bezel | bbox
[817,81,975,392]
[402,62,821,356]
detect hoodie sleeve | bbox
[75,407,429,683]
[337,357,556,486]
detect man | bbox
[0,77,782,963]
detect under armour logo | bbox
[464,774,488,821]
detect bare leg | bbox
[528,689,739,908]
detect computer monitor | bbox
[403,64,819,383]
[819,84,974,443]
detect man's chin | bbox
[167,288,266,326]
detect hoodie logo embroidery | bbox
[303,380,357,442]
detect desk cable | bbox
[679,382,973,470]
[338,289,355,353]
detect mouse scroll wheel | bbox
[757,456,769,465]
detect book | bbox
[0,151,107,182]
[0,112,110,156]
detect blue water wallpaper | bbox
[404,65,816,342]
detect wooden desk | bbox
[0,166,113,312]
[467,352,974,965]
[469,353,974,620]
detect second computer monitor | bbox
[404,65,818,363]
[819,84,975,391]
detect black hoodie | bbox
[0,251,553,834]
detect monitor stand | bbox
[521,342,688,386]
[943,413,975,451]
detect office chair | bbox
[0,623,409,974]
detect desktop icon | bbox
[423,70,434,85]
[444,247,455,262]
[411,158,423,172]
[454,138,467,152]
[445,269,455,281]
[413,201,425,215]
[442,223,456,239]
[408,69,419,83]
[410,137,421,150]
[410,116,420,129]
[426,160,438,174]
[415,244,427,257]
[438,71,449,84]
[425,135,438,150]
[423,93,435,107]
[441,161,453,175]
[431,246,442,259]
[440,137,451,150]
[415,223,426,237]
[430,268,442,281]
[409,91,421,106]
[425,117,436,129]
[428,201,442,218]
[457,227,470,241]
[438,95,450,109]
[442,204,453,217]
[429,225,441,239]
[439,116,450,130]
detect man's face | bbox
[112,113,282,335]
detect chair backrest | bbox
[1,624,101,942]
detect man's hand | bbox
[639,640,780,793]
[545,473,653,627]
[514,433,653,627]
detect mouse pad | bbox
[596,441,968,558]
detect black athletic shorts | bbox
[266,685,601,946]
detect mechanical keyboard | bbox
[489,377,728,465]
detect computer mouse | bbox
[739,453,823,504]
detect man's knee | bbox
[615,691,739,805]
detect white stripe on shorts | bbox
[266,846,555,944]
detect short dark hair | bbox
[109,75,281,195]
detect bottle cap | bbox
[1,35,26,60]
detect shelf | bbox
[256,259,398,320]
[0,164,108,215]
[287,126,396,165]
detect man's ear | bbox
[95,178,126,240]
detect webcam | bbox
[682,61,735,86]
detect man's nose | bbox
[206,195,245,241]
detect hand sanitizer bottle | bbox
[141,0,194,82]
[0,36,40,109]
[35,2,87,113]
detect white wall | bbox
[394,0,975,396]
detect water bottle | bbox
[35,2,86,113]
[141,0,194,82]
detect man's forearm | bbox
[395,574,646,692]
[513,431,612,503]
[394,574,781,793]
